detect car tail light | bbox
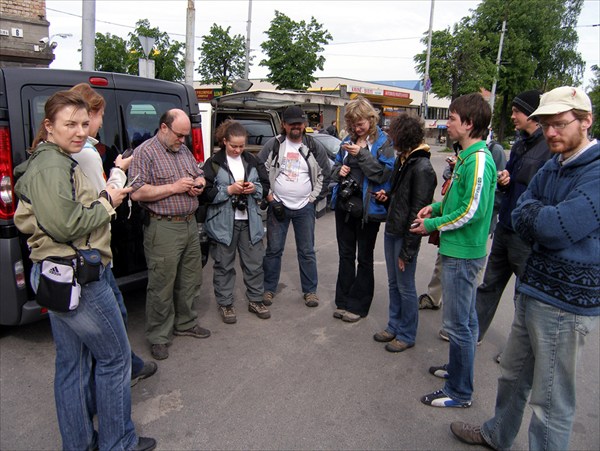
[0,125,16,220]
[191,127,204,163]
[14,260,25,289]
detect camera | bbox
[338,177,360,200]
[231,194,248,211]
[270,201,286,221]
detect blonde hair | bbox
[344,96,379,143]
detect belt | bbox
[149,212,194,222]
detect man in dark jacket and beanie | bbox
[475,90,551,346]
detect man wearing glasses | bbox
[450,87,599,451]
[129,109,210,360]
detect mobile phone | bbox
[194,183,205,189]
[125,174,139,187]
[410,222,419,229]
[122,148,134,158]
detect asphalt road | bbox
[1,146,598,450]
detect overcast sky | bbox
[45,0,599,88]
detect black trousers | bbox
[334,208,381,316]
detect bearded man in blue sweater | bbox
[450,86,599,451]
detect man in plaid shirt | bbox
[130,109,210,360]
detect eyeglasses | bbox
[538,118,577,131]
[166,124,188,139]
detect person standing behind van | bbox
[201,120,271,323]
[13,91,155,451]
[69,83,158,385]
[129,109,210,361]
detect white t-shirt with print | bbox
[273,139,311,210]
[227,154,248,220]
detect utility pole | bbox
[185,0,195,85]
[81,0,96,71]
[489,19,507,123]
[244,0,253,79]
[421,0,435,119]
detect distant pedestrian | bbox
[411,93,497,408]
[201,120,271,324]
[259,106,331,308]
[372,113,437,352]
[450,86,599,451]
[326,120,339,138]
[331,96,395,323]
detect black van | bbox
[0,68,204,325]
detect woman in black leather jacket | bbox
[372,113,437,352]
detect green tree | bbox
[197,24,247,94]
[414,19,495,101]
[94,32,130,73]
[471,0,585,140]
[260,11,332,90]
[589,65,600,139]
[127,19,185,82]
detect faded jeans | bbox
[482,294,598,451]
[384,233,419,344]
[441,255,485,403]
[263,202,318,294]
[32,264,137,451]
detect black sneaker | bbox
[131,361,158,387]
[429,364,449,379]
[133,436,157,451]
[219,305,237,324]
[173,324,211,338]
[248,301,271,319]
[150,344,168,360]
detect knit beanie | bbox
[512,90,542,116]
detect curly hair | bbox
[215,119,247,151]
[344,96,379,143]
[388,113,425,153]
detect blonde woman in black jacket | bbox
[372,113,437,352]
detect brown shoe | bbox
[262,291,274,306]
[450,422,491,448]
[218,305,237,324]
[373,330,395,342]
[248,301,271,319]
[150,344,168,360]
[303,292,319,307]
[173,324,211,338]
[341,311,361,322]
[385,339,414,353]
[333,308,346,319]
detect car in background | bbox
[309,132,341,162]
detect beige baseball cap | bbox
[529,86,592,118]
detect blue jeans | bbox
[32,265,137,451]
[440,255,485,403]
[106,265,145,376]
[263,202,317,294]
[482,294,598,451]
[384,233,419,344]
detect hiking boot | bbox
[173,324,211,339]
[303,292,319,307]
[150,344,168,360]
[131,361,158,387]
[219,305,237,324]
[373,330,395,342]
[262,291,274,306]
[439,328,449,341]
[248,301,271,319]
[385,339,414,353]
[333,308,346,319]
[342,311,361,322]
[450,422,491,447]
[421,389,471,408]
[418,293,441,310]
[429,364,449,379]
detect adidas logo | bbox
[48,266,62,276]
